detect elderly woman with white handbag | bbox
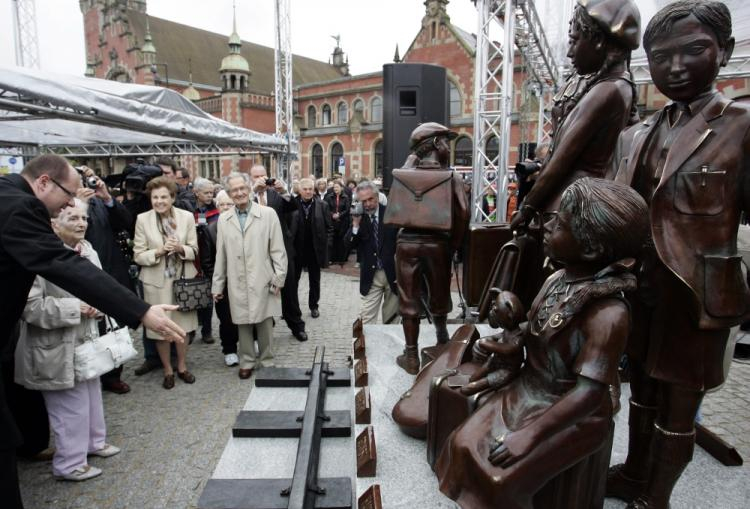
[14,200,121,482]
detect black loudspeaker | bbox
[382,63,448,190]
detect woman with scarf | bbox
[133,177,198,389]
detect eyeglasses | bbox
[49,177,77,199]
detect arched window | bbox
[307,105,316,129]
[449,82,462,117]
[330,142,344,175]
[322,104,332,125]
[370,96,383,123]
[239,76,245,90]
[373,140,384,178]
[454,136,473,166]
[311,144,323,178]
[485,136,499,166]
[353,99,364,114]
[337,101,348,125]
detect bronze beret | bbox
[577,0,641,50]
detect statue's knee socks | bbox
[623,399,658,478]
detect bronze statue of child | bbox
[435,178,648,509]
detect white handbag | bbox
[73,318,138,382]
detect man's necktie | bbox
[371,214,382,269]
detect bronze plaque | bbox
[355,387,371,425]
[353,335,366,360]
[357,484,382,509]
[356,425,376,477]
[354,359,368,387]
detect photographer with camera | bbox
[344,181,399,324]
[76,167,135,394]
[514,143,549,206]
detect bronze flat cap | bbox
[577,0,641,50]
[409,122,458,150]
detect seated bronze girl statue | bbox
[435,178,649,508]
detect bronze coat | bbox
[614,92,750,330]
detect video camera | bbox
[122,160,163,193]
[514,160,542,178]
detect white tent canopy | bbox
[0,66,287,155]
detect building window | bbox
[353,99,364,115]
[322,104,332,125]
[373,140,384,178]
[330,142,344,176]
[449,82,461,117]
[337,101,348,125]
[307,105,316,129]
[200,157,221,180]
[311,143,323,178]
[370,96,382,123]
[454,136,473,167]
[486,136,499,165]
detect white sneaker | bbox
[89,444,121,458]
[225,353,239,367]
[58,464,102,481]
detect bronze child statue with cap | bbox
[511,0,641,230]
[608,2,750,507]
[384,122,470,374]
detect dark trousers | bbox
[197,304,213,337]
[282,257,305,334]
[296,258,321,311]
[0,448,23,509]
[215,293,239,355]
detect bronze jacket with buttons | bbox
[614,92,750,330]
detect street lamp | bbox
[150,63,169,87]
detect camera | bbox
[514,160,542,178]
[75,167,99,189]
[121,161,163,193]
[350,201,364,216]
[265,178,276,187]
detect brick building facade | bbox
[81,0,750,182]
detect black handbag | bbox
[172,259,212,311]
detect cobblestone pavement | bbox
[17,268,750,508]
[18,269,362,509]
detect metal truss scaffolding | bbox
[274,0,296,183]
[12,0,40,68]
[470,0,562,223]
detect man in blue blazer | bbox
[345,181,399,324]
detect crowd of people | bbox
[1,154,399,494]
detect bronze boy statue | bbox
[384,122,469,374]
[608,2,750,508]
[511,0,640,229]
[435,178,649,508]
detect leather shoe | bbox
[201,335,215,344]
[311,309,320,318]
[293,330,309,342]
[163,374,175,389]
[102,380,130,394]
[177,370,196,384]
[134,359,160,376]
[238,368,253,379]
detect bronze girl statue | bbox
[435,178,649,508]
[511,0,641,230]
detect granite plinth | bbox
[359,324,750,509]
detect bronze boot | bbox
[626,424,695,509]
[397,317,421,375]
[606,400,657,502]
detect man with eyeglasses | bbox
[0,154,186,508]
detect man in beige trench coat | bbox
[212,172,287,379]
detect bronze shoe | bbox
[396,347,420,375]
[606,464,647,503]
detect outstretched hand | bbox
[141,304,186,342]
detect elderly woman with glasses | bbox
[133,177,199,389]
[15,199,121,482]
